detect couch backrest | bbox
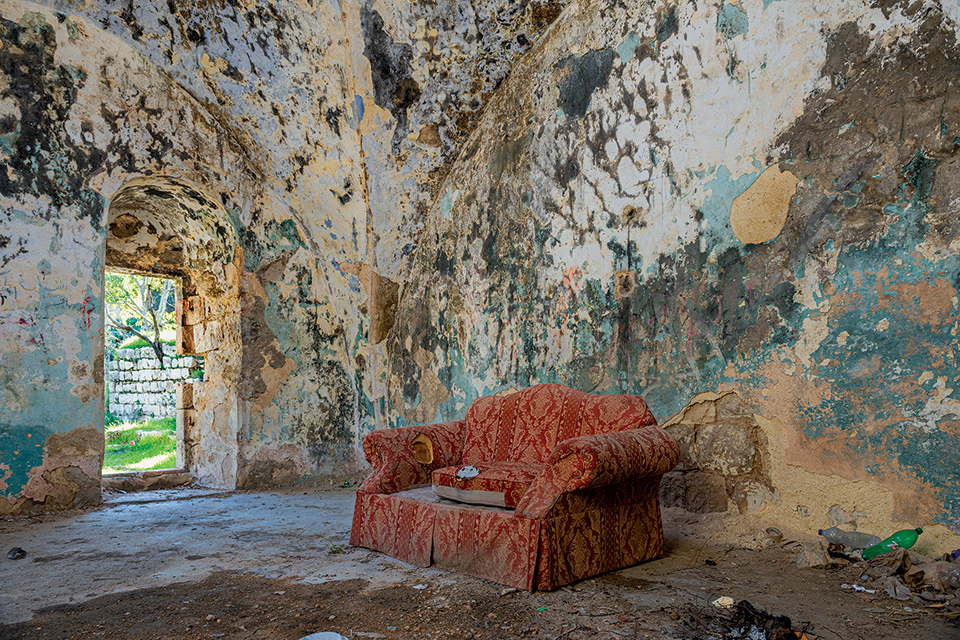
[462,383,657,465]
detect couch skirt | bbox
[350,478,665,591]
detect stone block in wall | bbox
[178,323,195,355]
[177,383,194,410]
[176,408,197,469]
[667,422,696,471]
[691,420,756,476]
[717,393,752,420]
[660,470,729,513]
[181,296,205,326]
[193,320,223,352]
[664,392,773,515]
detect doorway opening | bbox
[102,270,205,475]
[101,175,242,489]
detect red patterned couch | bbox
[349,383,679,590]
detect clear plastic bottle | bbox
[862,527,923,560]
[817,527,882,550]
[938,563,960,590]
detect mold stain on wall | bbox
[384,0,960,536]
[0,0,959,541]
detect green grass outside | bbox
[118,329,177,350]
[103,416,177,473]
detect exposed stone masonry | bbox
[107,346,202,421]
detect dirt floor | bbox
[1,488,958,640]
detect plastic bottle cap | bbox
[916,527,923,533]
[817,530,823,535]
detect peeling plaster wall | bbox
[0,0,364,509]
[2,0,960,540]
[388,0,960,539]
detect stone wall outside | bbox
[107,346,201,421]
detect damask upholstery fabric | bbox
[431,461,541,508]
[461,384,657,465]
[350,383,679,590]
[358,420,467,495]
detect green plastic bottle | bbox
[861,527,923,560]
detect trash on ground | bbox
[841,583,876,593]
[6,547,26,560]
[861,527,923,560]
[298,634,349,640]
[844,545,960,613]
[817,526,880,550]
[729,600,804,640]
[712,596,735,608]
[412,584,428,590]
[693,599,808,640]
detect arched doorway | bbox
[103,176,242,488]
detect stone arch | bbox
[104,175,243,488]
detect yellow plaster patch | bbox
[875,318,889,331]
[730,165,798,244]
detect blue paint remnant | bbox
[0,124,19,155]
[402,243,414,255]
[353,95,364,125]
[617,32,642,64]
[793,153,960,528]
[0,424,51,495]
[521,189,533,209]
[656,6,678,43]
[325,218,332,228]
[557,49,614,119]
[718,2,749,39]
[699,165,761,253]
[762,0,786,8]
[440,190,458,219]
[839,180,864,208]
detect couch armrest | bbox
[514,426,679,519]
[358,420,467,495]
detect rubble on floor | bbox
[1,491,958,639]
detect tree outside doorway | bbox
[103,271,203,473]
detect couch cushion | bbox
[432,462,541,508]
[462,383,657,466]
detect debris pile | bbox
[839,548,960,618]
[686,600,811,640]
